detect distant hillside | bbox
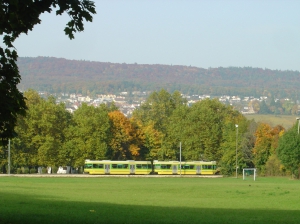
[17,57,300,98]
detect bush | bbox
[52,166,58,174]
[5,165,16,174]
[22,167,29,174]
[17,168,22,174]
[42,167,48,174]
[30,168,37,174]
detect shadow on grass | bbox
[0,192,299,224]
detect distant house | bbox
[66,107,76,113]
[78,96,86,102]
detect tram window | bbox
[202,165,213,169]
[84,164,93,169]
[136,164,149,169]
[93,164,103,168]
[112,164,128,169]
[161,165,171,169]
[155,164,161,169]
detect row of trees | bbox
[1,89,300,177]
[248,97,299,115]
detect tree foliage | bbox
[11,90,71,167]
[108,111,144,160]
[277,123,300,178]
[132,89,186,134]
[252,123,285,174]
[0,0,96,145]
[2,89,299,177]
[162,98,249,172]
[63,103,110,167]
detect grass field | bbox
[0,176,299,224]
[244,114,298,129]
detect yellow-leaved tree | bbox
[253,123,284,175]
[108,111,144,160]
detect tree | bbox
[277,123,300,178]
[0,0,96,145]
[137,120,164,160]
[163,98,249,168]
[132,89,186,160]
[63,103,110,167]
[259,100,270,114]
[108,111,144,160]
[252,123,284,174]
[132,89,186,134]
[11,90,71,168]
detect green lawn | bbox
[0,176,299,224]
[244,114,298,129]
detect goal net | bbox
[243,168,257,181]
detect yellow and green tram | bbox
[84,160,152,175]
[84,160,218,175]
[153,160,217,175]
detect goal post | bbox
[243,168,257,181]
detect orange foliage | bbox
[108,111,143,159]
[253,123,285,167]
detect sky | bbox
[13,0,300,71]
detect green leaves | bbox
[64,103,110,166]
[277,124,300,177]
[0,0,96,145]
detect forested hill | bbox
[17,56,300,98]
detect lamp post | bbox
[8,139,10,175]
[179,142,182,176]
[235,124,238,178]
[297,118,300,134]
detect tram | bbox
[84,160,152,175]
[153,160,217,175]
[84,160,218,175]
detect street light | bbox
[297,118,300,135]
[235,124,238,178]
[8,139,10,175]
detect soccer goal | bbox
[243,168,257,181]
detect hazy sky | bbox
[14,0,300,71]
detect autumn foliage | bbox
[1,89,299,177]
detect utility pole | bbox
[8,139,11,174]
[180,142,182,176]
[235,124,238,178]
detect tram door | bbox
[196,165,201,175]
[105,164,110,174]
[172,165,178,174]
[130,165,135,174]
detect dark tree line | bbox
[17,57,300,99]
